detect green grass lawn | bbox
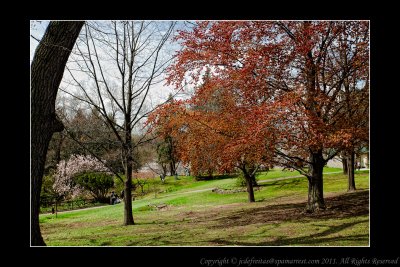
[137,167,343,196]
[40,168,369,246]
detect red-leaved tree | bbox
[161,21,369,211]
[148,72,275,202]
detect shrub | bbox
[40,175,65,207]
[41,175,56,199]
[113,175,136,197]
[113,176,125,196]
[74,172,114,203]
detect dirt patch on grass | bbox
[177,202,245,224]
[212,187,261,194]
[147,203,171,211]
[211,190,369,229]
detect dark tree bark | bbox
[161,164,168,177]
[248,166,258,186]
[306,150,326,212]
[251,175,258,187]
[54,134,63,163]
[31,21,84,246]
[245,173,255,203]
[303,24,326,212]
[169,161,176,176]
[241,166,255,203]
[347,151,356,191]
[168,136,177,176]
[342,157,348,175]
[123,141,134,225]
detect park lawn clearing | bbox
[134,167,343,197]
[40,170,369,246]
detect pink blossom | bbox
[53,154,111,198]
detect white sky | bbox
[30,20,192,132]
[30,20,49,61]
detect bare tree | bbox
[62,21,175,225]
[31,21,84,246]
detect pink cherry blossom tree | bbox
[53,154,111,199]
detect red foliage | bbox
[151,21,369,175]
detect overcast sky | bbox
[30,20,192,131]
[30,20,49,61]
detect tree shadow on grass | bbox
[125,238,213,246]
[258,178,304,188]
[209,219,368,246]
[211,190,369,229]
[123,218,368,246]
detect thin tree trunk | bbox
[169,136,176,176]
[306,150,326,212]
[245,173,255,203]
[342,157,348,175]
[31,21,84,246]
[251,176,258,186]
[347,151,356,191]
[123,145,135,225]
[162,164,167,177]
[169,161,175,176]
[241,166,255,203]
[249,165,259,186]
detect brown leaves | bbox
[153,21,369,172]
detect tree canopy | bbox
[149,21,369,209]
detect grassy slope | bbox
[40,168,369,246]
[134,167,343,195]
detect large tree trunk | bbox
[31,21,84,246]
[31,119,57,246]
[306,150,326,212]
[347,151,356,191]
[342,157,348,175]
